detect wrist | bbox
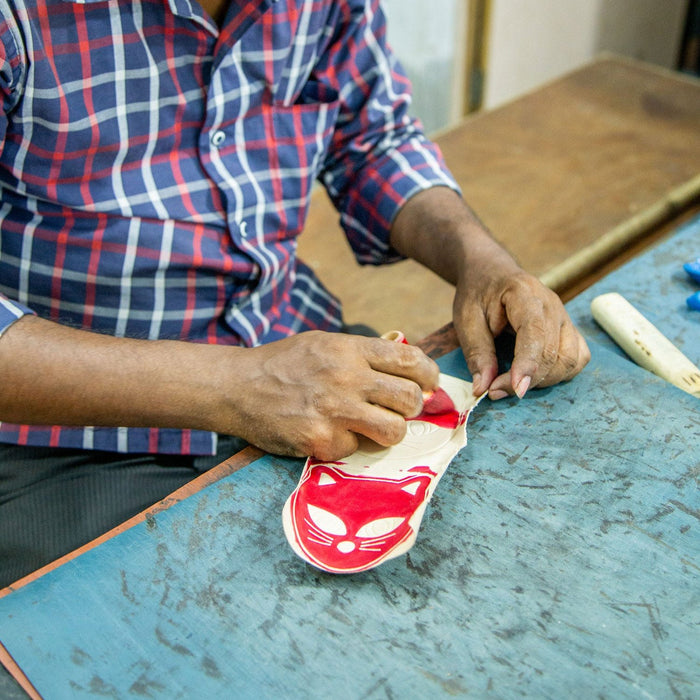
[391,187,522,286]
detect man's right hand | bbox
[223,331,440,460]
[0,318,439,461]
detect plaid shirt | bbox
[0,0,458,454]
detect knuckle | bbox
[375,415,407,446]
[378,377,424,417]
[394,344,421,371]
[305,425,336,460]
[408,383,424,415]
[541,343,559,366]
[528,318,548,337]
[581,341,592,366]
[465,347,493,368]
[560,351,580,375]
[502,273,538,301]
[389,345,438,386]
[394,383,423,418]
[402,344,434,374]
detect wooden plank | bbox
[439,55,700,279]
[298,56,700,342]
[560,200,700,302]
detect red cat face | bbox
[287,463,433,573]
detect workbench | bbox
[1,55,699,699]
[1,213,698,700]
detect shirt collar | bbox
[60,0,277,41]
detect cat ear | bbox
[317,473,336,487]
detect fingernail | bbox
[489,389,509,401]
[515,375,531,399]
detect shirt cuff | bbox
[0,295,35,337]
[338,136,461,265]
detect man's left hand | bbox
[390,187,590,399]
[453,267,590,399]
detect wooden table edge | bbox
[0,446,265,600]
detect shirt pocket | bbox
[265,81,340,239]
[271,80,340,176]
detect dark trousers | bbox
[0,435,245,588]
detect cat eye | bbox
[356,517,404,538]
[306,504,347,536]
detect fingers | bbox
[536,319,590,387]
[319,338,440,455]
[300,371,418,461]
[302,428,360,463]
[453,305,499,396]
[454,273,591,401]
[366,337,440,393]
[348,403,408,448]
[509,306,589,392]
[233,332,442,461]
[486,310,590,399]
[364,372,425,418]
[507,308,558,394]
[302,403,409,462]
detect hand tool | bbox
[591,292,700,398]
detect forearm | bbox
[389,186,521,286]
[0,316,442,460]
[0,314,236,432]
[390,185,590,398]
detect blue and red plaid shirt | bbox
[0,0,458,454]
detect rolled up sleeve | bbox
[0,295,33,337]
[317,0,460,265]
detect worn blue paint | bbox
[0,217,698,699]
[566,213,700,360]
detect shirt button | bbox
[211,130,226,147]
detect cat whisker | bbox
[359,534,396,545]
[308,537,331,546]
[304,519,333,543]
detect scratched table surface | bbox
[0,219,698,699]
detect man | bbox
[0,0,589,585]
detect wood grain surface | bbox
[298,55,700,342]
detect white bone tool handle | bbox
[590,292,700,398]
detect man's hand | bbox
[225,332,439,460]
[453,268,590,399]
[390,187,590,399]
[0,318,439,461]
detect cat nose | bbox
[337,541,355,553]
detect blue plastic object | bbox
[687,289,700,311]
[684,259,700,284]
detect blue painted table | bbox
[0,218,698,699]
